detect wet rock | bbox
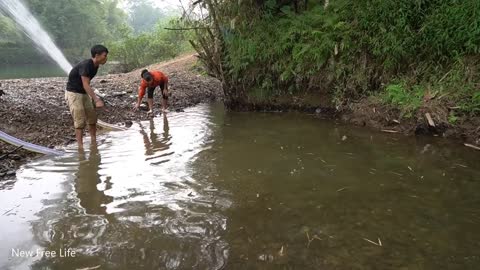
[415,122,448,136]
[9,154,22,161]
[175,108,185,112]
[258,254,274,262]
[94,89,106,97]
[112,91,126,97]
[139,104,149,111]
[64,137,76,145]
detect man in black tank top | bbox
[65,45,108,148]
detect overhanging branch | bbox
[164,27,211,31]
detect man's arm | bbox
[134,85,146,110]
[81,76,104,108]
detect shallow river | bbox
[1,103,479,270]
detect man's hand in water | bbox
[132,103,140,111]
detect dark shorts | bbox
[147,81,167,99]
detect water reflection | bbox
[24,105,229,269]
[139,115,174,164]
[2,104,480,270]
[75,145,114,220]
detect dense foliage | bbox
[0,0,191,71]
[187,0,480,115]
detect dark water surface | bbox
[1,103,479,269]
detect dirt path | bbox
[0,54,223,179]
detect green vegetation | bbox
[126,0,179,34]
[0,0,191,72]
[187,0,480,115]
[107,18,193,71]
[381,83,424,118]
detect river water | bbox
[1,103,479,270]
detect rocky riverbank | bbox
[0,54,223,180]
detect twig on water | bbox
[363,237,382,246]
[389,171,403,177]
[465,143,480,151]
[336,186,351,192]
[306,231,322,248]
[454,163,468,168]
[77,266,101,270]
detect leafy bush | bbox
[381,83,424,117]
[191,0,480,112]
[107,18,192,71]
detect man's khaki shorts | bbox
[65,91,97,129]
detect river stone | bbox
[10,154,22,161]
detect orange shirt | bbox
[139,71,168,93]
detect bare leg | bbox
[89,124,97,145]
[147,98,154,111]
[162,97,168,111]
[162,82,169,111]
[78,146,86,161]
[75,128,84,148]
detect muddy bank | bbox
[341,98,480,146]
[0,54,223,179]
